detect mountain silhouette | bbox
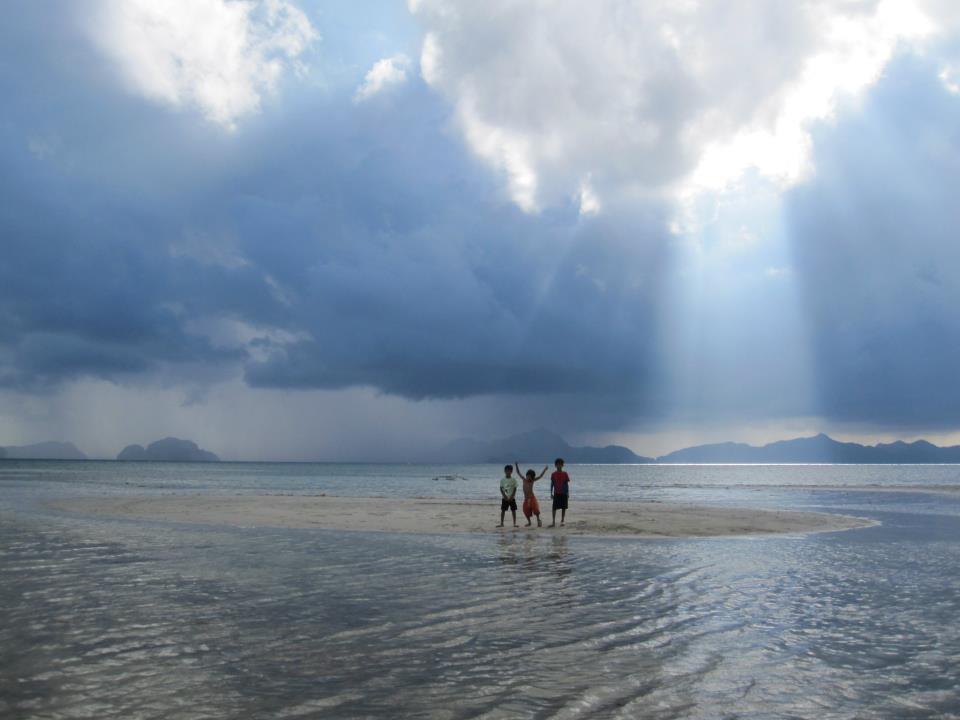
[433,430,960,464]
[117,437,219,462]
[0,441,87,460]
[434,428,652,463]
[657,433,960,463]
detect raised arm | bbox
[514,461,522,478]
[534,466,548,480]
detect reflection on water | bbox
[2,508,960,718]
[2,464,960,718]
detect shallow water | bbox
[2,461,960,718]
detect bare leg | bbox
[511,507,517,527]
[498,509,505,527]
[550,505,556,527]
[536,514,542,527]
[561,508,566,525]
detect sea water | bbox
[1,461,959,718]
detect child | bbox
[515,461,548,527]
[549,458,571,527]
[498,464,518,528]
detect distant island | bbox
[434,428,651,464]
[656,432,960,464]
[117,437,219,462]
[0,441,87,460]
[434,429,960,464]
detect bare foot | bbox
[497,523,504,527]
[513,523,518,528]
[537,518,542,527]
[549,523,555,528]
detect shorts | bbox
[501,497,517,512]
[552,494,568,511]
[522,495,540,518]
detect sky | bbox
[2,0,960,460]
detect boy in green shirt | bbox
[498,464,518,527]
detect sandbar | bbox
[48,495,876,538]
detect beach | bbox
[4,460,960,718]
[49,494,875,537]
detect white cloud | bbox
[940,64,960,93]
[93,0,316,129]
[183,316,307,361]
[411,0,937,212]
[354,54,411,102]
[577,175,600,216]
[684,0,934,197]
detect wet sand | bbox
[48,494,876,538]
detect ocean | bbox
[2,461,959,718]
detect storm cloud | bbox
[2,1,960,456]
[0,2,667,414]
[787,53,960,428]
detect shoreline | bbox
[47,494,878,538]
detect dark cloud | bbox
[235,119,671,403]
[786,53,960,428]
[5,4,959,441]
[0,2,670,425]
